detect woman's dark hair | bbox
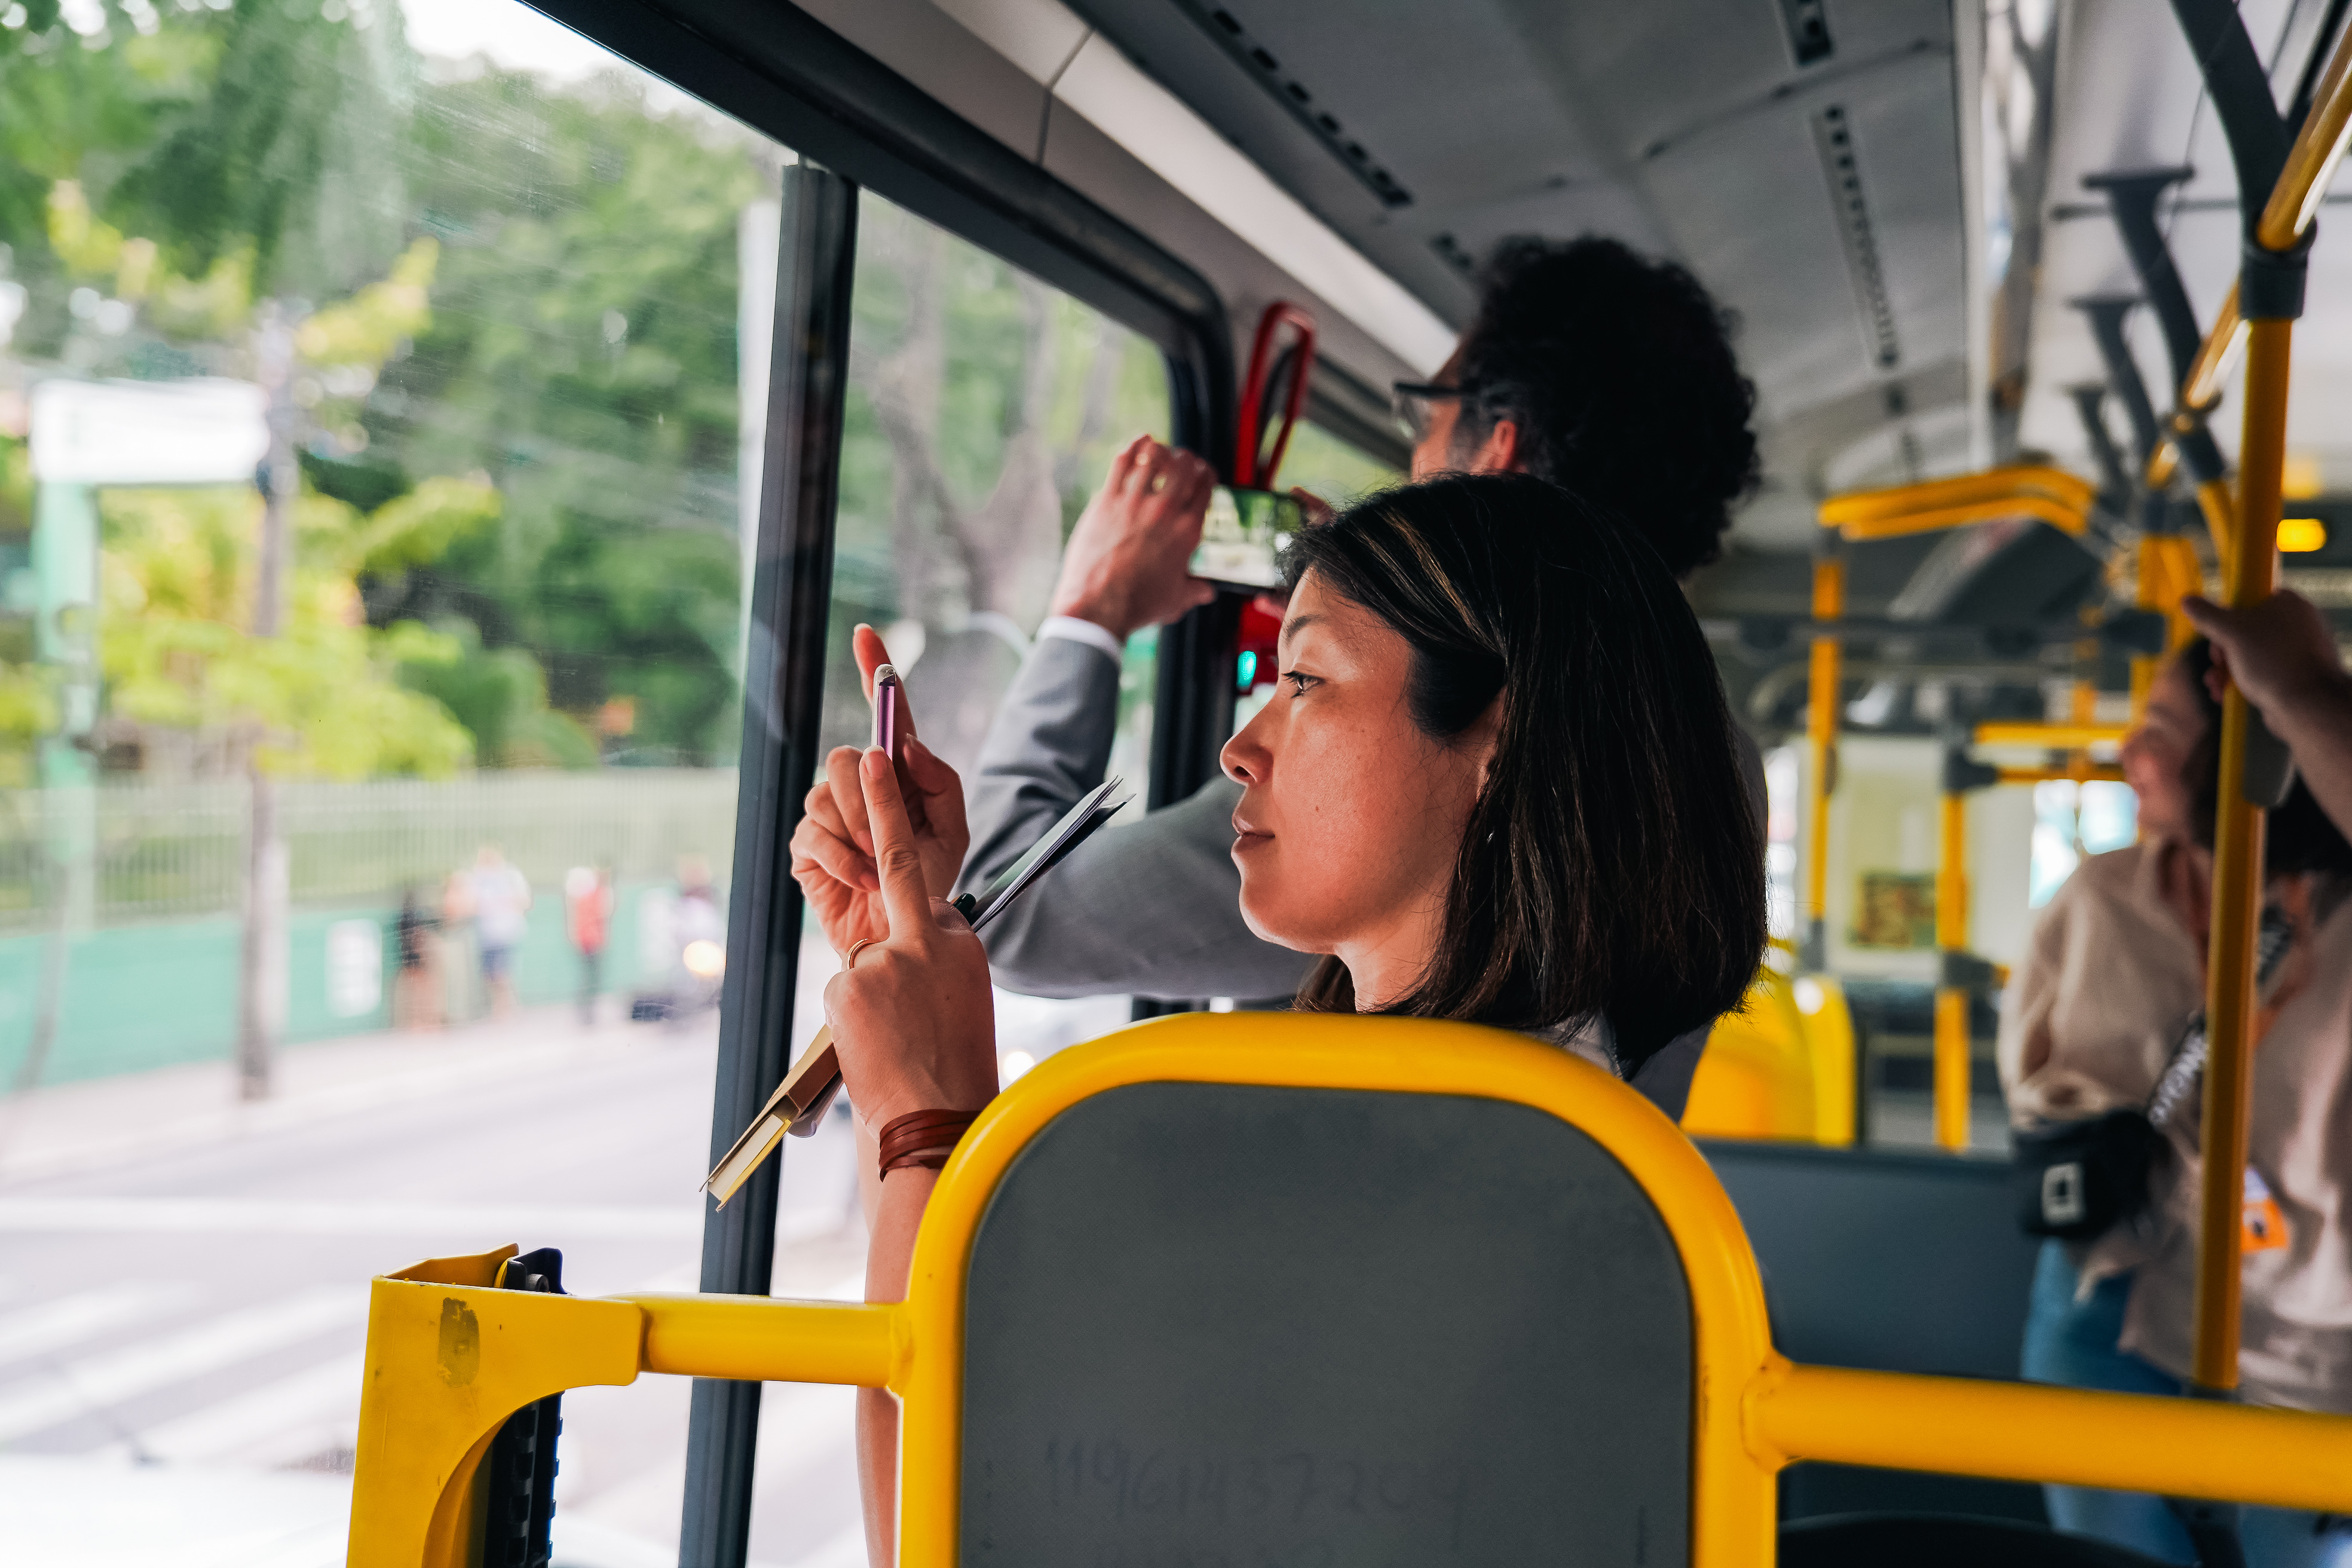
[2179,637,2352,876]
[1452,236,1761,580]
[1282,471,1766,1073]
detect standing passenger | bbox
[2002,590,2352,1567]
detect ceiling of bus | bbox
[1062,0,1977,550]
[2022,0,2352,503]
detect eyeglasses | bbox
[1391,380,1467,443]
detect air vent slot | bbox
[1778,0,1835,66]
[1431,232,1478,275]
[1812,104,1900,370]
[1184,3,1413,208]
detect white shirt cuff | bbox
[1036,615,1125,663]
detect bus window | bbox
[1276,417,1403,507]
[0,1,794,1557]
[780,187,1173,1123]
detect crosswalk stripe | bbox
[0,1285,188,1371]
[121,1352,364,1467]
[0,1196,705,1239]
[0,1286,365,1444]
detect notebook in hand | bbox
[701,776,1129,1206]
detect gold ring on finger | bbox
[843,937,879,969]
[1149,472,1169,494]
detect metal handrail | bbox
[2258,23,2352,249]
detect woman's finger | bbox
[904,737,967,851]
[791,810,878,893]
[860,746,933,940]
[826,745,873,853]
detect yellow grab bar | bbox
[2258,23,2352,250]
[1750,1361,2352,1514]
[1972,721,2127,749]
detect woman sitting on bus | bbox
[800,471,1766,1556]
[2001,589,2352,1567]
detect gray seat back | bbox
[958,1082,1696,1566]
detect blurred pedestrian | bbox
[393,886,443,1031]
[468,844,532,1019]
[565,863,614,1027]
[440,870,480,1023]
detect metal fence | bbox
[0,770,740,932]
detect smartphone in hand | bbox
[870,662,919,806]
[1189,485,1305,591]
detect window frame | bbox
[509,2,1244,1557]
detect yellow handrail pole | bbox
[2183,11,2346,1390]
[2180,282,2245,412]
[1803,553,1843,969]
[2191,316,2289,1394]
[2197,476,2238,565]
[2256,26,2352,256]
[1933,790,1971,1151]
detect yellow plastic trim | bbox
[892,1012,1787,1568]
[348,1273,643,1566]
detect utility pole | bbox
[238,306,299,1102]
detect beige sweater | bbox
[1998,840,2203,1124]
[1998,840,2352,1412]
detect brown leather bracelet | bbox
[877,1108,978,1178]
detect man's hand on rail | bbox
[2183,590,2352,724]
[789,624,970,957]
[1046,434,1218,641]
[2183,589,2352,841]
[822,745,998,1140]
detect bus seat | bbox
[954,1079,1695,1564]
[1685,967,1858,1145]
[1704,1137,2048,1524]
[348,1013,2352,1568]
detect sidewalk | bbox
[0,1003,695,1189]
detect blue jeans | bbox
[2023,1240,2352,1567]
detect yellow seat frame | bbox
[349,1013,2352,1566]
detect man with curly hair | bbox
[800,237,1765,1108]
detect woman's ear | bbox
[1469,690,1506,788]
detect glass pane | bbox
[0,1,804,1557]
[782,191,1172,1071]
[1273,416,1402,507]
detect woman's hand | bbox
[822,745,999,1138]
[788,626,970,957]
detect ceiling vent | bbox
[1778,0,1836,67]
[1178,2,1413,209]
[1813,103,1901,371]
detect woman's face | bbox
[2122,657,2207,841]
[1220,570,1498,1006]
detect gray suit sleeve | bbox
[957,637,1315,1002]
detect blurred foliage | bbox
[97,478,486,778]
